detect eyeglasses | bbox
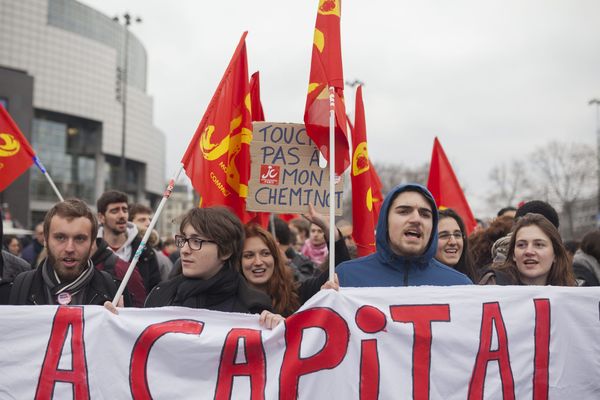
[174,235,215,251]
[438,232,464,241]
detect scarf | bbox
[301,239,328,265]
[41,259,95,305]
[172,264,240,309]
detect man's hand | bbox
[259,310,285,329]
[321,273,340,291]
[103,296,124,315]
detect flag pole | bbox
[328,86,336,282]
[33,156,64,202]
[111,163,184,306]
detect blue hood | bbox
[375,183,439,268]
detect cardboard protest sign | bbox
[0,286,599,399]
[246,122,344,215]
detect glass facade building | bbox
[0,0,166,225]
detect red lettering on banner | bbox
[390,304,451,400]
[214,328,266,400]
[130,320,204,400]
[35,306,89,400]
[359,340,380,400]
[355,305,387,400]
[279,308,350,400]
[533,299,550,400]
[468,302,515,400]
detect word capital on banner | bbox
[0,286,598,398]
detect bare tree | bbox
[486,160,531,212]
[530,141,596,238]
[373,162,429,196]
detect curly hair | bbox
[497,213,575,286]
[468,215,514,270]
[243,224,300,316]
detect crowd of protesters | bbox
[1,183,593,323]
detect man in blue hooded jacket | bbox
[337,183,472,287]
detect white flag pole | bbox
[33,156,64,202]
[328,86,336,282]
[111,163,184,306]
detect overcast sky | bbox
[81,0,600,216]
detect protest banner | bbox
[0,286,598,399]
[246,122,344,215]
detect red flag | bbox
[249,72,265,122]
[426,137,477,234]
[304,0,349,175]
[0,105,35,192]
[247,71,270,228]
[181,32,253,222]
[349,86,382,256]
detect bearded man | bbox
[10,199,118,305]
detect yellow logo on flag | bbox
[0,133,21,157]
[198,110,252,198]
[352,142,370,176]
[366,188,373,212]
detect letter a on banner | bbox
[35,307,90,400]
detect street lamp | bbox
[589,98,600,224]
[113,13,142,193]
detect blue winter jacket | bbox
[337,183,472,287]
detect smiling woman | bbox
[435,209,477,281]
[481,213,576,286]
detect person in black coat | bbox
[105,207,282,329]
[9,199,119,306]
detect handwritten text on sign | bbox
[246,122,343,215]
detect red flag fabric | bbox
[349,86,382,256]
[304,0,349,175]
[249,72,265,122]
[181,32,253,222]
[0,105,35,192]
[426,137,477,234]
[247,71,270,228]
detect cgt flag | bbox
[427,137,477,234]
[0,105,35,192]
[182,32,253,222]
[304,0,349,175]
[349,86,382,256]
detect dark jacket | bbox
[572,250,600,287]
[1,250,31,283]
[9,262,118,305]
[130,235,161,292]
[336,183,473,287]
[21,240,43,267]
[92,238,146,307]
[145,267,272,314]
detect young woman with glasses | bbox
[139,207,282,327]
[434,208,477,281]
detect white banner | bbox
[0,286,599,399]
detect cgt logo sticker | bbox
[260,164,280,185]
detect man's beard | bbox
[108,220,127,236]
[48,250,91,283]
